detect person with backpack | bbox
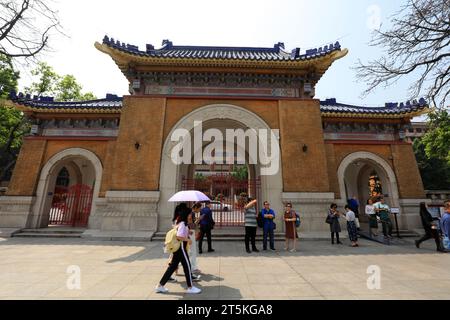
[283,202,299,252]
[244,197,259,253]
[374,196,393,240]
[198,201,215,254]
[261,201,276,251]
[155,210,202,294]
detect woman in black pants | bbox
[244,197,259,253]
[155,211,202,294]
[415,202,444,252]
[328,203,343,244]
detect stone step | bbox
[21,228,85,234]
[13,232,82,238]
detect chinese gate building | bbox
[0,36,429,239]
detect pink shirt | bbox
[176,222,189,238]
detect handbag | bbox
[295,212,301,228]
[257,210,264,228]
[273,222,276,230]
[325,214,333,224]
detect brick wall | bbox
[278,100,330,192]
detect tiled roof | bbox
[320,98,428,118]
[7,92,122,113]
[7,92,427,118]
[101,36,343,62]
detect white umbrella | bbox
[168,190,210,202]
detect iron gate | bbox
[49,184,93,227]
[181,175,261,227]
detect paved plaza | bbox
[0,236,449,300]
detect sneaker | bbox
[186,286,202,294]
[252,248,260,252]
[270,248,276,251]
[207,249,215,252]
[246,249,252,254]
[155,285,168,294]
[289,248,296,252]
[168,276,177,283]
[191,274,201,282]
[192,269,201,274]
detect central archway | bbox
[158,104,283,231]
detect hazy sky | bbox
[18,0,419,108]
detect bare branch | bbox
[355,0,450,108]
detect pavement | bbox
[0,236,449,300]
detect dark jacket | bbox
[419,207,437,230]
[200,207,214,228]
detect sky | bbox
[17,0,421,109]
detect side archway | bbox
[337,151,399,208]
[29,148,103,228]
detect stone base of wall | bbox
[0,196,35,228]
[95,191,160,232]
[282,192,339,232]
[398,198,431,230]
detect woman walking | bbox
[344,205,358,247]
[365,198,378,237]
[283,202,298,252]
[415,202,444,252]
[189,202,203,273]
[244,197,259,253]
[155,210,202,294]
[328,203,342,244]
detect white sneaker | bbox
[186,286,202,294]
[155,285,169,293]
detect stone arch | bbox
[337,151,399,208]
[158,103,283,230]
[29,148,103,228]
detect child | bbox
[344,205,358,247]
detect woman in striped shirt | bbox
[244,197,259,254]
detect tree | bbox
[0,0,61,59]
[355,0,450,108]
[0,53,19,95]
[413,137,450,189]
[25,62,96,101]
[0,53,28,182]
[421,109,450,164]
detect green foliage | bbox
[0,54,20,98]
[231,165,248,181]
[413,138,450,190]
[25,62,59,96]
[421,109,450,165]
[25,63,96,101]
[194,172,205,180]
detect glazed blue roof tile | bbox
[8,92,123,111]
[101,36,342,61]
[8,91,427,116]
[320,98,427,115]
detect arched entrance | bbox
[159,104,283,231]
[337,151,400,226]
[29,148,103,229]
